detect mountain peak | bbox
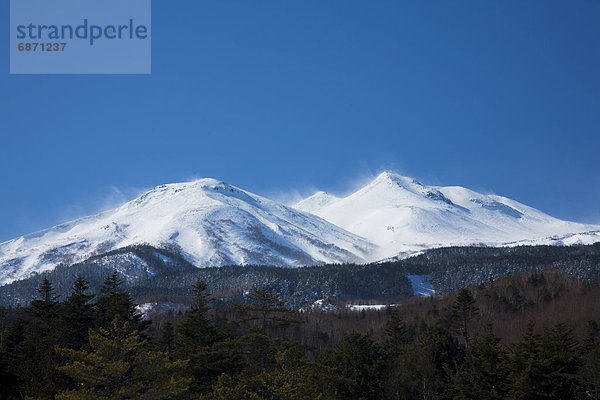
[0,178,375,285]
[2,173,599,287]
[130,178,241,206]
[193,177,231,189]
[295,191,340,213]
[295,172,600,257]
[371,171,423,189]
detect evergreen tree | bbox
[264,343,324,400]
[235,288,303,335]
[538,323,581,399]
[175,278,232,394]
[176,279,218,348]
[210,342,323,400]
[384,307,409,356]
[156,322,175,352]
[59,275,95,349]
[508,322,582,399]
[580,320,600,400]
[383,308,412,400]
[13,277,69,399]
[451,288,479,346]
[210,373,264,400]
[95,271,148,334]
[28,276,61,327]
[0,306,7,351]
[319,332,386,400]
[56,318,190,400]
[0,317,27,398]
[443,325,509,399]
[414,325,464,400]
[233,288,304,375]
[507,322,543,400]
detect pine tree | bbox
[12,277,69,399]
[176,279,218,349]
[507,321,543,400]
[28,276,61,327]
[265,342,324,400]
[580,320,600,400]
[443,325,509,399]
[319,332,386,399]
[385,307,408,356]
[538,323,581,399]
[59,276,95,349]
[235,288,303,335]
[508,322,582,399]
[210,373,264,400]
[95,271,148,334]
[415,325,464,400]
[175,278,230,394]
[56,318,190,400]
[210,342,322,400]
[233,288,304,376]
[451,288,479,347]
[0,317,28,398]
[383,308,411,400]
[156,322,175,352]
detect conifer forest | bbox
[1,265,600,400]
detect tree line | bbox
[0,269,599,399]
[3,243,600,311]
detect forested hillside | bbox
[394,243,600,294]
[0,268,599,399]
[1,243,599,310]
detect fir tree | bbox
[156,322,175,352]
[210,342,322,400]
[56,318,190,400]
[508,322,582,399]
[319,332,386,399]
[538,323,581,399]
[176,279,218,349]
[95,271,148,334]
[444,325,509,399]
[28,276,61,327]
[384,307,409,356]
[451,288,479,346]
[59,275,95,349]
[233,288,304,375]
[235,288,303,335]
[175,278,230,394]
[507,321,543,400]
[415,325,464,400]
[13,277,68,399]
[580,320,600,400]
[0,317,28,398]
[383,308,412,400]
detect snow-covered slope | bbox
[0,179,375,286]
[2,172,598,287]
[295,191,340,212]
[295,172,600,259]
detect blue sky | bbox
[1,0,599,242]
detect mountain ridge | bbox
[1,172,599,286]
[294,171,600,257]
[0,178,374,286]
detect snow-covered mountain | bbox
[295,172,600,259]
[0,179,374,286]
[1,172,598,287]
